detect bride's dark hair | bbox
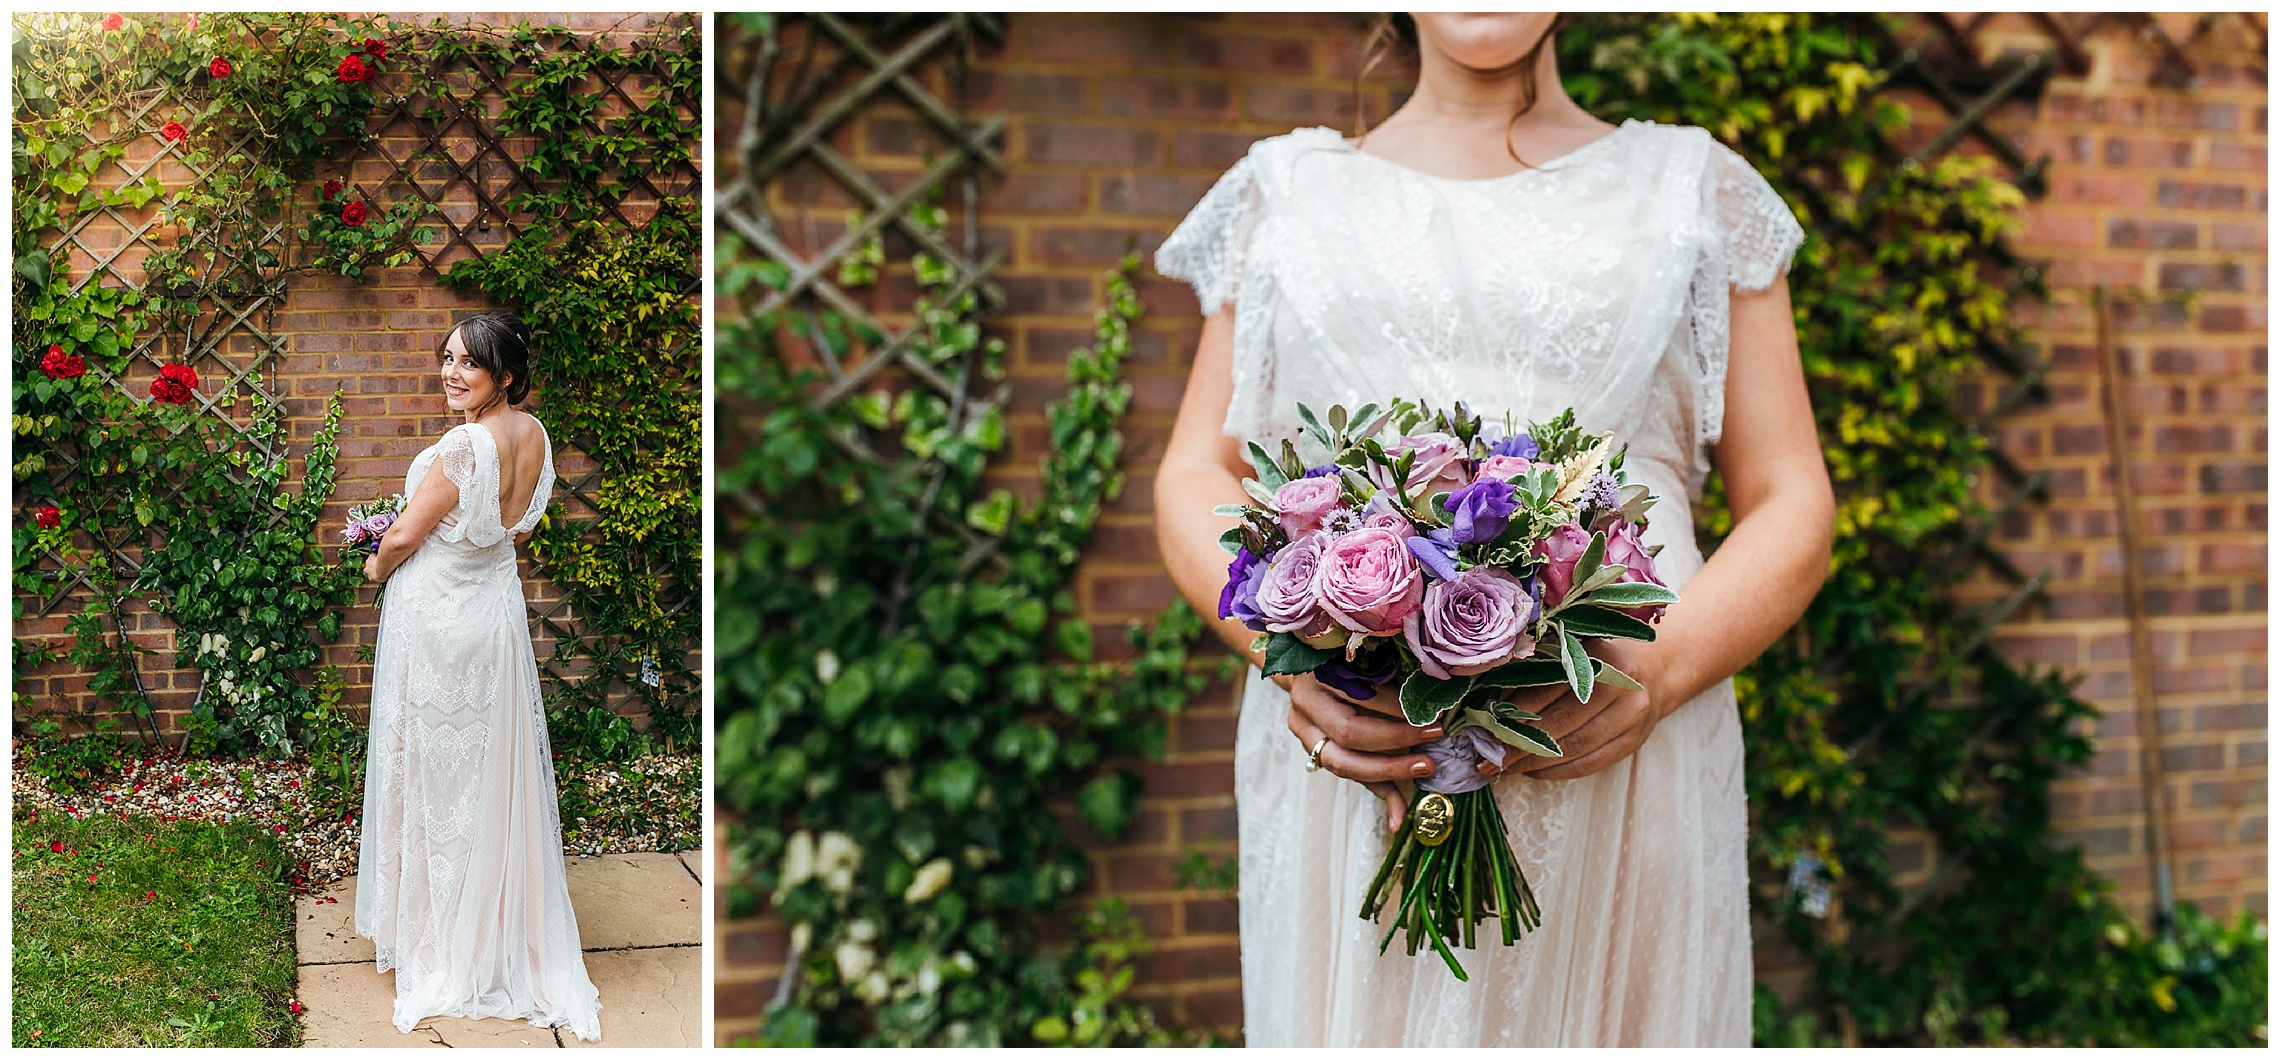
[439,310,534,405]
[1353,13,1583,167]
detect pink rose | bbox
[1603,520,1670,623]
[1315,527,1424,636]
[1373,432,1471,509]
[1272,476,1344,537]
[1476,454,1550,483]
[1359,493,1418,537]
[1402,568,1536,680]
[1534,523,1593,609]
[1256,532,1340,645]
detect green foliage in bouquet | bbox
[716,238,1225,1044]
[1566,12,2264,1045]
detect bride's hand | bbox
[1493,638,1667,781]
[1281,671,1441,833]
[363,552,382,583]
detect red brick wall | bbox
[13,11,688,736]
[713,11,2265,1042]
[1968,12,2267,920]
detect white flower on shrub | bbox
[789,921,813,954]
[854,969,891,1004]
[818,831,861,894]
[904,857,954,904]
[834,938,875,982]
[776,831,817,900]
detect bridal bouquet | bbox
[1215,400,1676,981]
[342,495,405,555]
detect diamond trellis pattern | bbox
[722,13,1010,617]
[24,16,699,730]
[329,21,702,717]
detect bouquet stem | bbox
[1360,787,1541,981]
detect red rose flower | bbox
[341,200,368,227]
[150,363,199,405]
[40,344,87,380]
[101,13,122,31]
[161,120,186,143]
[289,1000,304,1015]
[36,506,60,530]
[363,38,389,60]
[335,54,368,84]
[322,178,343,201]
[208,57,232,79]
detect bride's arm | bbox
[1514,278,1834,779]
[1159,309,1438,830]
[365,473,460,583]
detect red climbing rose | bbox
[322,178,343,201]
[101,13,122,31]
[335,54,368,83]
[363,38,389,60]
[208,57,232,79]
[35,506,60,530]
[150,363,199,405]
[341,201,369,226]
[41,345,87,380]
[161,120,186,143]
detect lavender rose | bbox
[1602,519,1671,623]
[1316,527,1424,636]
[1442,478,1518,545]
[1218,547,1268,630]
[1256,532,1341,645]
[1273,475,1345,537]
[1359,492,1419,537]
[1402,567,1535,680]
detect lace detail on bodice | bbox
[403,419,556,548]
[1155,120,1802,490]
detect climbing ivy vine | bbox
[715,234,1223,1044]
[1564,12,2264,1046]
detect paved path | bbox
[295,851,704,1048]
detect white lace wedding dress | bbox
[355,418,602,1041]
[1155,119,1802,1046]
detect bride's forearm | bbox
[1155,456,1265,666]
[1645,486,1832,716]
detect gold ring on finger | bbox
[1305,735,1330,773]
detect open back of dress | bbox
[355,418,601,1041]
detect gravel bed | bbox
[13,749,701,890]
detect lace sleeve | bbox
[1709,140,1803,293]
[1684,139,1805,460]
[1154,153,1263,316]
[430,424,506,546]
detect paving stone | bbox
[677,848,706,885]
[564,853,701,949]
[563,947,702,1048]
[296,875,374,966]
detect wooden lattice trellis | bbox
[720,13,1012,618]
[343,18,704,714]
[28,84,297,615]
[21,14,701,728]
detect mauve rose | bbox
[1603,520,1671,622]
[1534,523,1594,609]
[1218,547,1268,630]
[1374,433,1470,509]
[1272,475,1344,537]
[1316,527,1423,636]
[1402,567,1534,680]
[1256,532,1339,644]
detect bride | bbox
[1153,13,1833,1047]
[354,311,602,1041]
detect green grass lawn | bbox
[12,811,300,1047]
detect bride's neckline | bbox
[1336,118,1641,184]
